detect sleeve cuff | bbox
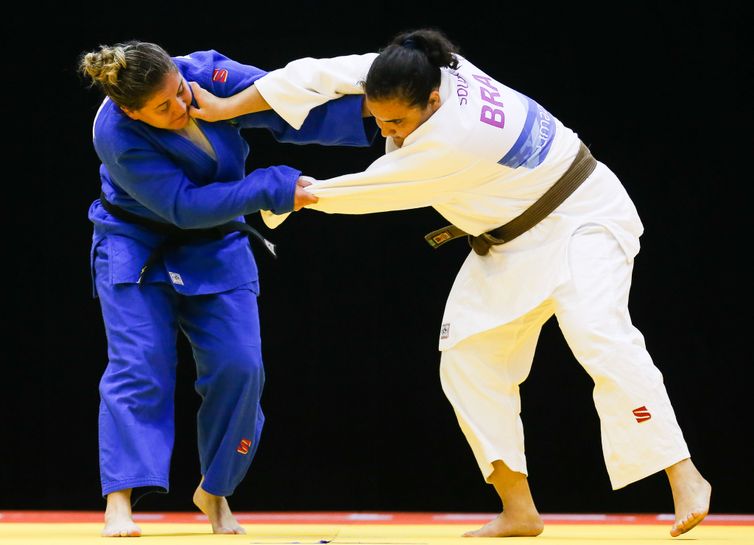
[255,73,330,130]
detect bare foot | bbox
[463,512,544,537]
[666,458,712,537]
[102,489,141,537]
[193,479,246,534]
[463,459,545,537]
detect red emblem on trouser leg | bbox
[236,438,252,454]
[632,406,651,423]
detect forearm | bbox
[191,54,377,125]
[107,149,301,228]
[190,82,272,122]
[254,53,377,129]
[221,84,271,118]
[166,166,300,228]
[237,94,377,146]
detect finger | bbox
[189,82,208,106]
[293,191,319,211]
[188,105,205,119]
[188,82,206,119]
[189,81,203,96]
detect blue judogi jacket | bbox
[89,49,372,296]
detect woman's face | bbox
[122,70,192,130]
[365,90,441,148]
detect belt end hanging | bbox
[262,238,277,258]
[424,225,468,249]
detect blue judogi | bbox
[89,50,372,499]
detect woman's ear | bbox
[120,106,139,121]
[429,89,442,111]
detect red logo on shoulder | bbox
[632,406,652,423]
[236,438,252,454]
[212,68,228,83]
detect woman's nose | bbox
[173,97,187,114]
[375,119,393,137]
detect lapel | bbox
[168,128,218,180]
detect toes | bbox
[102,527,141,538]
[214,525,245,535]
[462,525,487,537]
[671,512,706,537]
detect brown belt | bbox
[424,141,597,256]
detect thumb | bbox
[297,175,317,187]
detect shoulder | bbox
[92,99,150,163]
[174,50,266,94]
[173,50,229,84]
[173,49,230,69]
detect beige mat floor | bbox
[1,521,752,545]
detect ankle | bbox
[105,489,133,511]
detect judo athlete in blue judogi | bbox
[80,41,374,535]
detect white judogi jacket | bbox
[255,53,644,350]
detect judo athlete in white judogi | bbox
[190,29,711,538]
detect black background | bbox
[4,1,749,516]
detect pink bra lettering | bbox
[473,74,505,128]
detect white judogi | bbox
[255,54,690,489]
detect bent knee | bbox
[206,346,265,385]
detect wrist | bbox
[223,94,244,120]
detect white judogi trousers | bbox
[439,225,690,490]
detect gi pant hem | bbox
[101,477,169,498]
[199,481,237,498]
[608,449,690,491]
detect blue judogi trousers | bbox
[94,244,264,499]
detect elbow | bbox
[170,210,222,230]
[168,205,216,230]
[167,189,228,229]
